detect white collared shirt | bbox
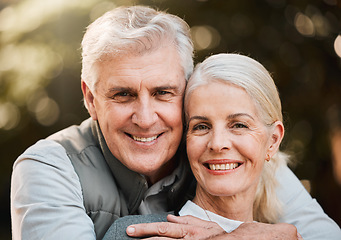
[179,200,244,233]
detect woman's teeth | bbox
[208,163,239,170]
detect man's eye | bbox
[116,92,129,97]
[157,90,171,96]
[155,90,173,100]
[111,92,134,102]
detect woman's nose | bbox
[207,129,231,152]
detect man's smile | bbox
[125,133,164,143]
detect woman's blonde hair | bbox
[185,53,289,223]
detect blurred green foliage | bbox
[1,0,340,238]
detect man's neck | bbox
[146,157,177,186]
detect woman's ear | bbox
[81,80,98,120]
[267,121,285,158]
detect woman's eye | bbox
[193,124,209,131]
[233,123,248,129]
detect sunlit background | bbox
[1,0,340,238]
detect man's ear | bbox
[267,121,285,158]
[81,80,98,120]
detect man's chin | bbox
[127,157,175,183]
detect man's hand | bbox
[126,214,302,240]
[126,214,225,239]
[228,222,302,240]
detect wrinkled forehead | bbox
[184,80,266,122]
[94,42,186,89]
[100,35,176,60]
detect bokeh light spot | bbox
[334,35,341,58]
[312,14,330,37]
[295,12,315,37]
[0,102,21,130]
[34,97,60,126]
[191,25,220,51]
[0,7,15,32]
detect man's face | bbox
[83,45,186,184]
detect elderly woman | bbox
[180,53,288,229]
[104,53,304,239]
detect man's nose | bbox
[132,98,158,128]
[207,129,231,152]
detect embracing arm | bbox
[127,164,340,239]
[276,164,341,240]
[126,215,300,240]
[10,140,96,240]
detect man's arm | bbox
[276,164,341,240]
[11,140,96,240]
[127,164,341,239]
[126,215,300,239]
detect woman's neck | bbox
[193,186,256,222]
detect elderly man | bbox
[11,5,340,240]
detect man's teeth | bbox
[208,163,239,170]
[132,135,158,142]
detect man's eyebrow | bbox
[227,113,255,121]
[107,87,134,93]
[154,85,180,91]
[107,85,180,92]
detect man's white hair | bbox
[81,5,194,102]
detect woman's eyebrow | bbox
[188,115,209,122]
[227,113,255,121]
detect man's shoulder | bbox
[12,139,77,183]
[47,118,96,154]
[18,139,68,162]
[14,118,95,168]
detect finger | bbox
[144,237,174,240]
[126,222,187,238]
[167,214,218,228]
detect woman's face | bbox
[186,81,276,198]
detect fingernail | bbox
[126,226,135,235]
[167,214,177,219]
